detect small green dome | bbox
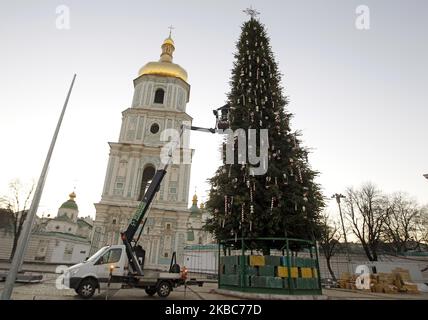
[189,193,201,217]
[59,192,78,210]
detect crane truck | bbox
[63,106,230,299]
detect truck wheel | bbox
[145,287,156,296]
[156,281,172,298]
[77,278,97,299]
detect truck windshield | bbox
[86,246,109,263]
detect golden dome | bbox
[163,37,174,46]
[192,193,198,205]
[138,35,188,82]
[69,191,76,200]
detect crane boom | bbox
[120,125,186,275]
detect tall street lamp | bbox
[332,193,351,273]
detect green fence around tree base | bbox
[218,237,322,295]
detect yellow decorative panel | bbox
[290,267,298,278]
[278,266,288,278]
[301,267,313,278]
[249,255,265,266]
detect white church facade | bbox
[0,192,93,264]
[91,33,197,270]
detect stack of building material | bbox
[391,267,419,294]
[371,273,399,293]
[339,268,420,294]
[338,272,357,290]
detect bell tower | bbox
[91,34,193,270]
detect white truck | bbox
[65,244,187,298]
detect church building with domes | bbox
[0,192,93,264]
[91,33,198,270]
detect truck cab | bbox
[66,245,126,298]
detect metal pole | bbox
[1,74,76,300]
[332,193,352,274]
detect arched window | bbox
[154,88,165,104]
[138,165,156,200]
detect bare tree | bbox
[421,205,428,245]
[319,213,341,281]
[0,179,35,260]
[383,192,426,254]
[343,183,387,261]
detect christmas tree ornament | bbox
[302,206,306,213]
[297,166,303,183]
[283,173,288,185]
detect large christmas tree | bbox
[204,12,325,251]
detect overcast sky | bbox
[0,0,427,221]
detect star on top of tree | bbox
[243,6,260,19]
